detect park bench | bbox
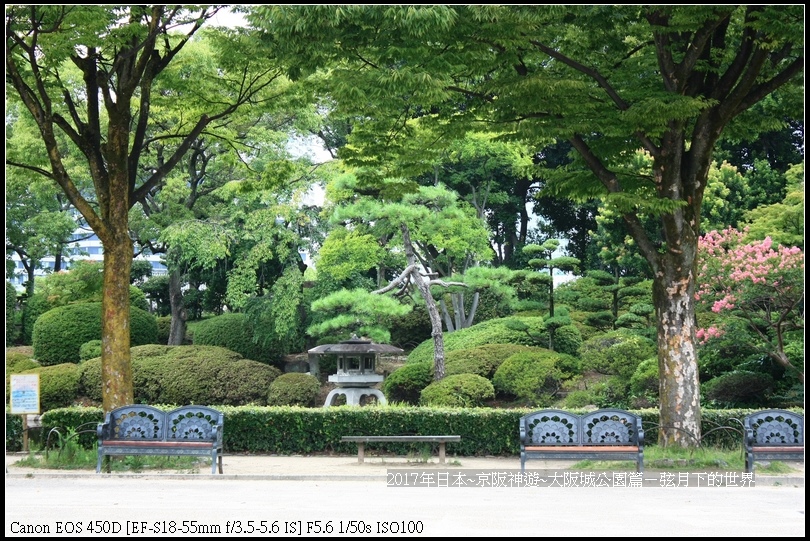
[341,435,461,464]
[96,405,224,474]
[743,409,804,473]
[520,408,644,472]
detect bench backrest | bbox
[743,409,803,446]
[166,406,223,442]
[520,408,643,446]
[105,405,166,441]
[102,405,223,443]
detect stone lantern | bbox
[307,334,404,407]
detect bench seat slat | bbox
[749,446,803,452]
[524,445,639,452]
[101,440,214,449]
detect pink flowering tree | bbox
[696,227,804,383]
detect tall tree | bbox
[6,5,281,411]
[252,5,803,446]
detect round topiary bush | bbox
[381,362,434,405]
[406,316,547,364]
[267,373,322,406]
[77,345,282,406]
[492,349,566,406]
[580,330,657,380]
[552,324,583,357]
[192,313,279,367]
[32,302,158,366]
[702,371,775,407]
[419,373,495,407]
[79,340,103,362]
[444,343,538,379]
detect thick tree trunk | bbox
[653,276,701,447]
[167,267,187,345]
[101,235,134,411]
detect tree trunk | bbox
[653,275,701,447]
[100,234,134,411]
[401,225,446,380]
[167,267,187,345]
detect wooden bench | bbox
[96,405,224,474]
[743,409,804,473]
[520,408,644,472]
[341,435,461,464]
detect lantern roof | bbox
[307,334,404,355]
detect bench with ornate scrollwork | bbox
[520,408,644,472]
[96,405,224,474]
[743,409,803,473]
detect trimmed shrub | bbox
[420,374,495,407]
[156,316,172,345]
[444,343,539,379]
[19,293,51,346]
[192,312,279,367]
[381,362,434,405]
[552,324,582,357]
[580,330,657,380]
[702,371,775,407]
[79,340,102,362]
[6,352,39,374]
[267,373,322,407]
[32,302,158,366]
[406,316,547,364]
[77,345,282,407]
[492,349,566,406]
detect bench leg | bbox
[357,443,365,463]
[439,443,446,464]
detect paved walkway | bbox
[5,454,805,537]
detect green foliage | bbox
[6,281,18,344]
[77,345,282,407]
[267,373,322,407]
[6,351,39,374]
[308,288,412,343]
[702,371,776,408]
[19,293,51,346]
[156,316,172,344]
[192,312,280,367]
[492,350,566,406]
[419,374,495,407]
[381,362,434,405]
[246,265,307,358]
[78,340,102,362]
[407,316,547,364]
[387,304,433,351]
[551,324,582,357]
[629,357,660,407]
[580,330,657,380]
[444,344,539,379]
[32,302,158,366]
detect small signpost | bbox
[10,374,41,452]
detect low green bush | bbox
[381,362,434,405]
[420,374,495,407]
[268,373,322,407]
[79,340,102,362]
[406,316,547,364]
[492,349,567,406]
[77,345,282,407]
[444,343,538,379]
[702,371,775,407]
[192,312,280,367]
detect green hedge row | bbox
[8,406,802,455]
